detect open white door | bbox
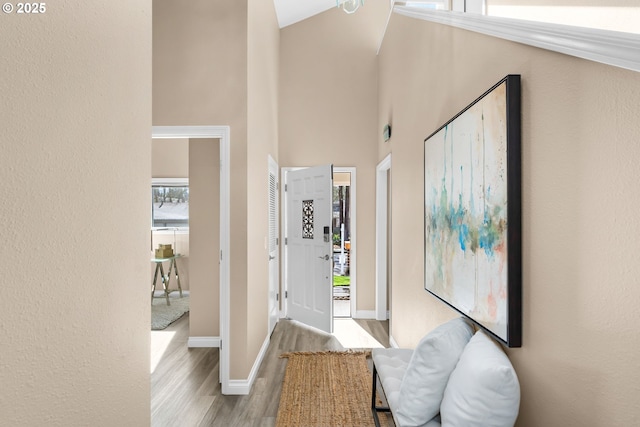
[285,165,333,334]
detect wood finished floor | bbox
[151,314,394,426]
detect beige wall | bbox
[0,0,151,424]
[246,0,281,366]
[379,13,640,426]
[189,139,220,337]
[153,0,281,378]
[152,138,189,177]
[153,0,251,377]
[279,2,389,314]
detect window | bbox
[152,178,189,229]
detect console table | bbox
[151,254,183,305]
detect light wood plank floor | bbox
[151,314,394,426]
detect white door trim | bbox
[151,125,231,394]
[280,167,298,320]
[376,154,391,321]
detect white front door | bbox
[285,165,334,334]
[268,156,279,336]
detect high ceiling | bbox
[273,0,349,28]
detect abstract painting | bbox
[424,75,522,347]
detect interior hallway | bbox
[151,315,392,426]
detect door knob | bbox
[318,254,330,261]
[269,255,275,261]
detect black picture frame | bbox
[423,75,522,347]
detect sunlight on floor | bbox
[150,330,176,373]
[333,318,384,349]
[333,298,350,317]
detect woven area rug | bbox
[276,350,385,427]
[151,295,189,330]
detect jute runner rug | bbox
[276,350,386,427]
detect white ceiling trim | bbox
[393,6,640,73]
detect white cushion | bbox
[394,317,474,426]
[372,348,414,413]
[423,415,441,427]
[440,330,520,427]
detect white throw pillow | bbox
[440,330,520,427]
[395,317,474,426]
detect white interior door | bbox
[285,165,333,334]
[268,156,279,336]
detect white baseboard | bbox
[188,336,220,348]
[389,335,399,349]
[222,333,271,395]
[225,379,252,395]
[378,310,390,320]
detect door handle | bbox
[269,255,275,261]
[318,254,330,261]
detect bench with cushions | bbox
[371,317,521,427]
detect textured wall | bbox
[152,138,189,178]
[0,0,151,424]
[152,0,250,378]
[378,13,640,426]
[153,0,280,379]
[247,0,280,366]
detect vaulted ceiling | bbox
[272,0,339,28]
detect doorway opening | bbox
[151,125,232,394]
[333,170,353,318]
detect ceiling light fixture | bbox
[337,0,364,14]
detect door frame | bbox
[337,167,357,318]
[281,166,357,320]
[376,154,391,320]
[151,125,231,394]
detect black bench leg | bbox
[371,362,391,427]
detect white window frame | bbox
[151,177,189,232]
